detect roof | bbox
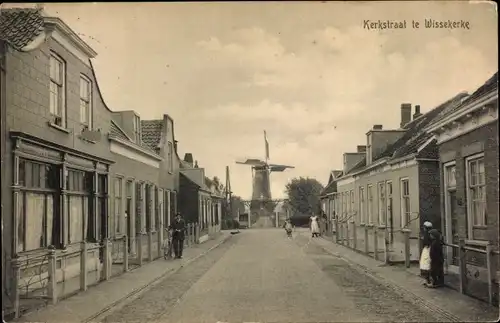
[110,120,130,141]
[345,92,469,176]
[0,8,45,51]
[378,92,469,160]
[431,72,498,126]
[109,119,158,155]
[180,172,201,188]
[141,119,163,151]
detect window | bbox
[66,169,91,244]
[80,76,92,128]
[366,134,372,164]
[359,187,365,223]
[467,156,486,230]
[156,188,162,231]
[168,142,173,173]
[446,164,457,189]
[148,185,156,231]
[164,190,170,229]
[386,182,393,243]
[145,184,152,231]
[114,177,123,236]
[378,182,386,225]
[133,115,141,144]
[93,174,107,242]
[367,185,373,224]
[350,190,355,218]
[342,193,347,220]
[135,182,144,233]
[50,53,66,127]
[400,178,410,227]
[16,159,58,252]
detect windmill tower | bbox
[236,131,294,218]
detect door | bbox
[448,190,459,265]
[443,163,457,265]
[126,200,132,252]
[386,182,394,244]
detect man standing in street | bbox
[170,213,186,259]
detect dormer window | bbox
[133,115,141,144]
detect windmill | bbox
[236,131,294,216]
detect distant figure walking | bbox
[310,214,320,238]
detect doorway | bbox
[444,162,457,266]
[126,180,133,253]
[386,181,394,244]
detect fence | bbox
[333,211,421,266]
[331,214,499,307]
[443,240,499,306]
[7,222,221,319]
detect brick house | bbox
[320,170,343,232]
[331,93,469,263]
[0,8,182,314]
[178,154,223,240]
[426,72,498,291]
[107,112,181,265]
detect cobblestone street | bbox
[97,229,445,323]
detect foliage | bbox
[285,177,324,217]
[230,195,246,218]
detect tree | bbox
[285,177,324,217]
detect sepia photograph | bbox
[0,1,498,322]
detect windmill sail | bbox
[264,130,270,161]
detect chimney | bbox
[372,124,383,130]
[413,105,422,119]
[357,145,366,153]
[183,153,194,166]
[400,103,412,128]
[194,161,199,168]
[174,140,178,152]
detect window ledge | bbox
[367,224,375,227]
[465,239,489,247]
[78,135,96,144]
[377,225,386,229]
[472,225,487,230]
[48,122,71,134]
[359,223,366,226]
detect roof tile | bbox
[0,8,44,51]
[141,120,163,151]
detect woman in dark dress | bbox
[428,228,445,287]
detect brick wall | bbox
[418,160,441,250]
[418,161,441,227]
[439,122,499,246]
[178,174,200,224]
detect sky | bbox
[4,1,497,199]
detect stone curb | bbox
[82,233,233,323]
[315,236,461,322]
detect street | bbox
[98,229,441,323]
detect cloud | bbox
[30,3,496,200]
[191,25,496,198]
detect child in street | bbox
[284,219,293,238]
